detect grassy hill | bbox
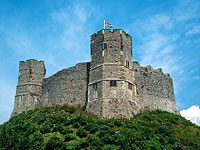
[0,105,199,150]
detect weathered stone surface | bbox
[87,29,138,118]
[41,62,90,108]
[11,29,179,118]
[11,59,45,117]
[133,61,179,114]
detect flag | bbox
[104,19,113,28]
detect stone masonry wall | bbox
[40,62,90,108]
[133,61,179,114]
[11,29,179,119]
[87,29,139,118]
[11,59,45,117]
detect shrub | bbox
[40,124,51,134]
[72,122,80,128]
[76,128,88,138]
[88,134,102,146]
[61,128,73,135]
[28,132,44,150]
[84,123,93,131]
[90,125,99,134]
[79,139,89,148]
[101,134,114,144]
[102,144,120,150]
[64,134,76,142]
[45,137,64,150]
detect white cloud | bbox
[174,0,200,22]
[50,0,100,67]
[131,0,200,101]
[191,76,200,80]
[6,33,37,57]
[180,105,200,126]
[186,25,200,36]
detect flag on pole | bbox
[104,19,113,29]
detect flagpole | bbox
[104,19,105,29]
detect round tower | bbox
[87,29,138,118]
[11,59,46,117]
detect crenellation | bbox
[11,29,179,118]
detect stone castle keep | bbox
[11,29,179,118]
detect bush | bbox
[40,124,51,134]
[72,122,80,128]
[64,134,76,142]
[28,132,44,150]
[88,134,102,146]
[76,128,88,138]
[45,137,64,150]
[61,128,73,135]
[65,139,88,150]
[90,125,99,134]
[84,123,93,131]
[101,134,114,144]
[102,144,120,150]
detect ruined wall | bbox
[40,62,90,108]
[133,61,179,114]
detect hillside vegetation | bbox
[0,105,199,150]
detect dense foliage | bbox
[0,105,199,150]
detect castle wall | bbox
[40,62,90,108]
[133,61,179,114]
[11,29,179,119]
[89,66,103,84]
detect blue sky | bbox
[0,0,200,125]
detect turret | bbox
[87,29,138,118]
[90,29,133,68]
[11,59,45,117]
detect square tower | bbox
[11,59,45,117]
[87,29,139,118]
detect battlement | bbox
[18,59,45,85]
[91,29,131,40]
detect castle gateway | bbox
[11,29,179,118]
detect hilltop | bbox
[1,105,199,150]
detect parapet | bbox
[91,29,132,40]
[18,59,46,85]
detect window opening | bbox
[104,43,107,50]
[126,60,129,67]
[110,81,117,87]
[101,43,107,50]
[128,83,132,90]
[101,43,103,49]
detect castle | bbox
[11,29,179,118]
